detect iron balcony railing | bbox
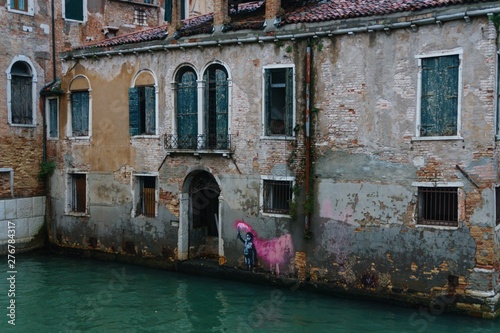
[164,134,232,151]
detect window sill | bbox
[260,135,296,141]
[64,18,86,23]
[411,135,462,142]
[68,136,90,141]
[415,224,458,230]
[131,135,159,139]
[65,212,89,217]
[9,123,36,128]
[261,212,291,218]
[8,9,34,16]
[495,223,500,231]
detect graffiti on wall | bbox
[235,220,294,275]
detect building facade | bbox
[24,0,500,318]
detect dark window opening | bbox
[204,65,229,149]
[263,180,292,214]
[418,187,458,227]
[265,67,293,136]
[138,176,156,217]
[48,98,58,138]
[71,174,86,213]
[65,0,84,21]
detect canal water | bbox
[1,252,498,333]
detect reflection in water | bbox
[0,253,498,332]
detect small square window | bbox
[64,0,87,22]
[8,0,34,15]
[417,187,458,227]
[135,176,156,217]
[262,179,293,215]
[134,8,147,26]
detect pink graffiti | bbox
[235,220,294,274]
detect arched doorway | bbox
[188,171,220,259]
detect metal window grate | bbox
[418,187,458,227]
[263,180,292,214]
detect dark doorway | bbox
[188,171,220,258]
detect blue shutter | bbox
[49,99,58,138]
[71,92,83,136]
[164,0,172,22]
[421,55,458,137]
[177,70,198,148]
[285,67,294,136]
[81,91,89,136]
[129,88,140,136]
[264,69,272,136]
[145,86,156,135]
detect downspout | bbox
[304,45,312,233]
[40,0,57,163]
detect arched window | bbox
[203,64,228,149]
[176,67,198,149]
[8,60,36,125]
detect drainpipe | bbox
[304,45,312,233]
[40,0,57,163]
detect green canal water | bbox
[1,252,498,333]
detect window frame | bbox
[8,0,34,16]
[412,182,463,229]
[67,75,92,140]
[47,97,59,140]
[6,56,37,127]
[131,173,158,218]
[129,70,158,138]
[63,0,88,22]
[173,65,199,149]
[261,64,296,140]
[414,48,463,141]
[65,171,89,216]
[260,175,294,217]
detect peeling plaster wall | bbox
[48,5,500,316]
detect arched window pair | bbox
[174,64,229,150]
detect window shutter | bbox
[71,93,82,136]
[164,0,172,22]
[66,0,83,21]
[264,69,272,136]
[215,69,228,148]
[81,91,89,136]
[129,87,140,136]
[177,71,198,148]
[145,86,156,135]
[421,56,458,137]
[441,55,459,136]
[285,67,294,136]
[49,99,58,138]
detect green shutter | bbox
[215,68,228,148]
[129,87,140,136]
[65,0,83,21]
[81,92,89,136]
[264,69,272,136]
[285,67,294,136]
[49,99,58,138]
[145,86,156,135]
[421,55,458,137]
[177,70,198,148]
[164,0,172,21]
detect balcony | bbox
[164,134,232,157]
